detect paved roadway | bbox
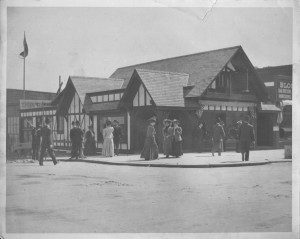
[6,152,291,233]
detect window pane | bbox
[115,93,120,101]
[139,85,145,106]
[98,95,103,102]
[103,95,108,102]
[91,96,97,103]
[109,94,114,101]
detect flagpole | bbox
[23,54,26,99]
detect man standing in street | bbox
[69,121,76,160]
[39,117,58,166]
[238,115,255,161]
[113,120,122,156]
[211,120,225,156]
[75,120,84,159]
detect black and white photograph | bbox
[0,0,299,238]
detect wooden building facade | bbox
[19,46,282,153]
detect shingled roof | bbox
[54,76,124,116]
[110,46,241,97]
[70,76,124,104]
[136,69,189,107]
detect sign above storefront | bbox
[20,100,52,110]
[277,80,292,100]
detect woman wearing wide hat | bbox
[173,119,183,157]
[140,116,159,161]
[162,119,174,158]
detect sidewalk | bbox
[59,149,291,168]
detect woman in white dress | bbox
[102,120,114,157]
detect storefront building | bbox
[19,45,282,153]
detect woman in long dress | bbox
[141,116,159,161]
[173,119,183,157]
[84,125,96,156]
[162,119,173,158]
[102,120,114,157]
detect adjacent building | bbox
[6,89,56,152]
[256,65,292,139]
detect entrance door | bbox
[257,113,273,146]
[133,108,156,152]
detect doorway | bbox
[257,113,273,146]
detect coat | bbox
[40,125,53,148]
[238,122,255,142]
[212,123,225,142]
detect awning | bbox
[258,102,281,113]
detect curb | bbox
[60,159,273,168]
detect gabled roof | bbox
[120,69,199,108]
[110,46,241,96]
[70,76,124,104]
[136,69,189,107]
[54,76,124,115]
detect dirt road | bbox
[6,161,291,233]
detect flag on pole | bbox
[20,33,28,58]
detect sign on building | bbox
[277,80,292,100]
[20,100,52,109]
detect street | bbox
[6,160,291,233]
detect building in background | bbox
[256,65,292,141]
[6,89,56,153]
[19,46,283,153]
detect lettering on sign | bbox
[20,100,52,110]
[277,80,292,100]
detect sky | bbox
[6,6,293,93]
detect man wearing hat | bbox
[31,122,41,161]
[113,120,122,156]
[141,116,159,160]
[39,117,58,166]
[238,115,255,161]
[69,121,76,159]
[173,119,183,157]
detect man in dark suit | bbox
[69,121,76,159]
[238,115,255,161]
[73,120,83,159]
[113,120,122,156]
[31,122,41,160]
[39,117,58,166]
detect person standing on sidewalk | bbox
[69,121,76,159]
[113,120,122,156]
[162,119,173,158]
[39,117,58,166]
[173,119,183,158]
[31,122,41,161]
[211,120,225,156]
[238,115,255,161]
[141,116,159,161]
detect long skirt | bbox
[163,136,173,156]
[141,137,159,160]
[212,139,222,153]
[84,140,96,156]
[102,138,114,157]
[173,140,183,157]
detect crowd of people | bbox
[140,114,255,162]
[30,114,255,164]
